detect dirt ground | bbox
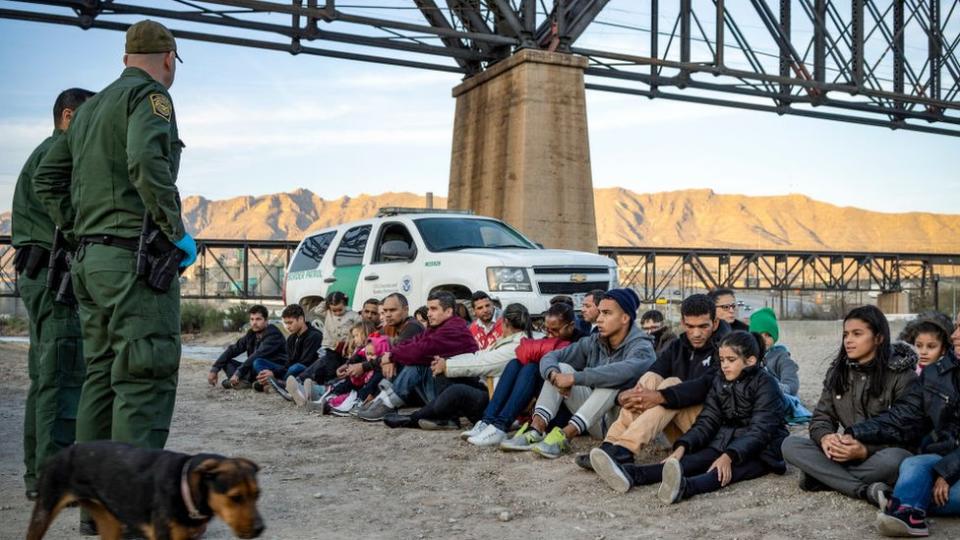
[3,321,959,540]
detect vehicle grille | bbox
[533,266,610,275]
[538,281,610,295]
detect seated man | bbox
[361,297,381,328]
[358,291,478,421]
[469,291,502,350]
[505,288,656,459]
[576,289,605,335]
[580,294,730,469]
[254,304,323,397]
[293,291,360,385]
[640,309,676,352]
[208,304,287,389]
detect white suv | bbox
[283,208,617,315]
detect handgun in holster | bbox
[46,228,76,305]
[136,213,184,293]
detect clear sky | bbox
[1,7,957,215]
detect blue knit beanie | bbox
[604,288,640,326]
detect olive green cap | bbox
[126,20,182,63]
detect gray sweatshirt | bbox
[540,326,656,389]
[764,344,800,396]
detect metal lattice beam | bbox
[2,1,959,135]
[598,246,960,304]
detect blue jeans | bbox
[893,454,960,514]
[392,365,436,405]
[482,359,544,432]
[251,358,306,380]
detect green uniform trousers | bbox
[19,266,84,491]
[71,243,180,449]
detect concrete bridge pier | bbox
[447,49,598,253]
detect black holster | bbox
[14,245,48,280]
[137,214,184,293]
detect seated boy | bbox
[501,289,656,459]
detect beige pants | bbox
[603,372,702,455]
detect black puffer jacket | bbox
[676,365,789,472]
[850,350,960,484]
[644,320,732,409]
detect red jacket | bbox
[516,336,572,365]
[470,318,503,350]
[390,316,479,366]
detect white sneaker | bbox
[287,376,307,407]
[460,420,489,440]
[467,424,507,447]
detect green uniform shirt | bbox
[34,67,185,242]
[11,129,62,249]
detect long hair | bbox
[826,305,891,398]
[502,303,533,338]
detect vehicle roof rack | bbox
[376,207,475,217]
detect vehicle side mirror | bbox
[380,240,416,262]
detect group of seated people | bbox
[205,286,960,538]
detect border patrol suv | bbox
[283,208,617,315]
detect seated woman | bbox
[382,303,534,429]
[591,331,788,503]
[781,305,918,506]
[465,302,585,447]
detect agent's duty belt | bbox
[80,235,139,251]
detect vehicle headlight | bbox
[486,267,532,292]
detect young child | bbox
[316,321,386,415]
[902,312,953,374]
[749,307,810,423]
[591,331,788,503]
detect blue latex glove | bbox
[174,233,197,269]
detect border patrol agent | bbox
[12,89,93,501]
[34,20,197,462]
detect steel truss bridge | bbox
[2,0,960,136]
[602,246,960,306]
[1,237,957,305]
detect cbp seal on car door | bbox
[401,275,413,293]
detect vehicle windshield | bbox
[414,217,537,252]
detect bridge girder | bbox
[2,1,959,135]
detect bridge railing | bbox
[0,237,298,301]
[598,246,960,306]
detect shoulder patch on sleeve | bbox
[149,93,172,121]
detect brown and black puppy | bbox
[26,441,264,540]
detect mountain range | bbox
[2,188,957,252]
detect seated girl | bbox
[304,321,383,414]
[781,305,917,505]
[590,331,788,503]
[899,311,954,375]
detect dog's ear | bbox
[234,458,260,474]
[193,458,224,480]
